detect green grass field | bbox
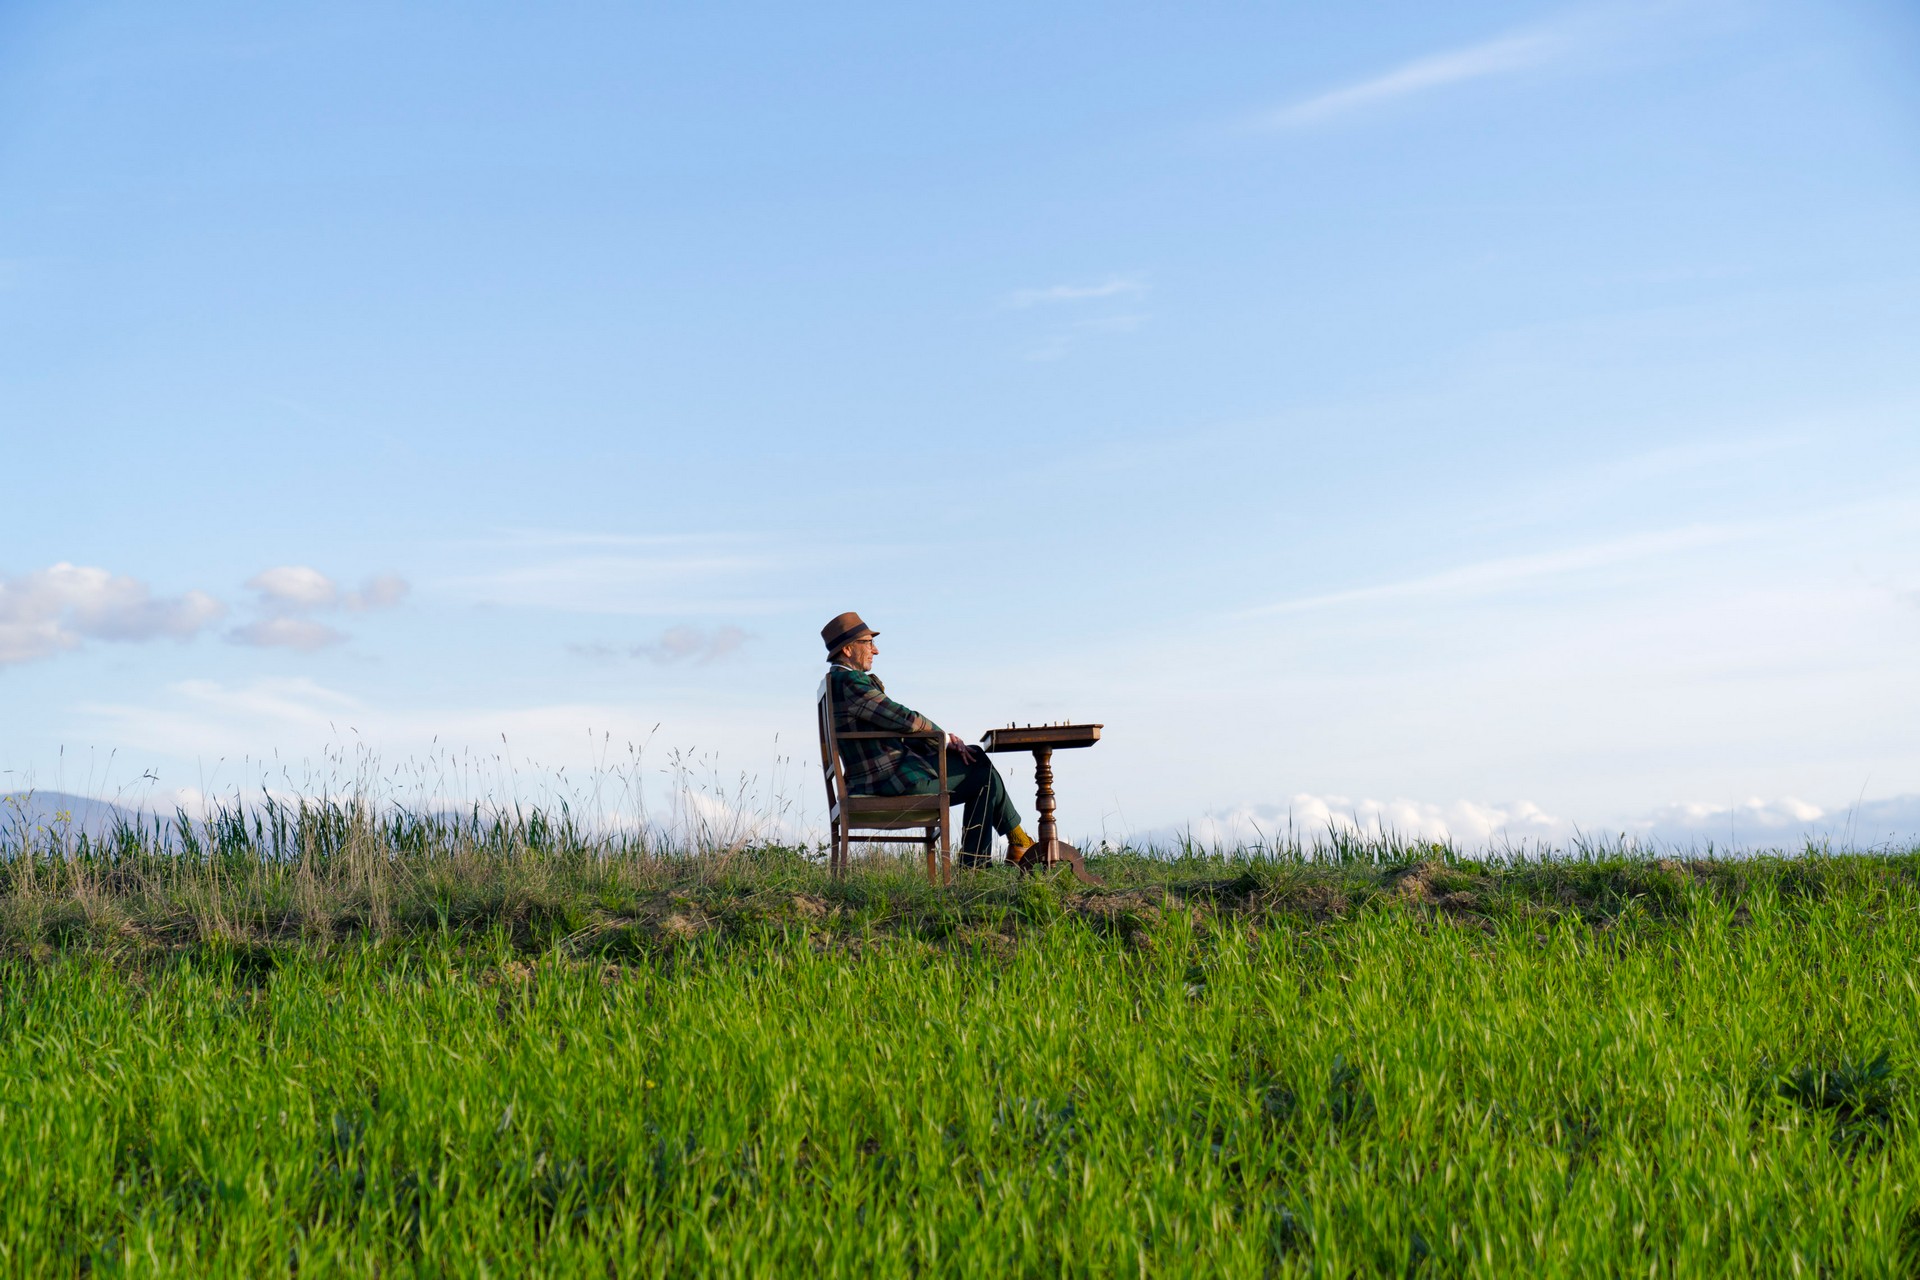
[4,806,1919,1276]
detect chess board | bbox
[980,723,1102,752]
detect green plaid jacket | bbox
[827,665,944,795]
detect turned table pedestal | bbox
[980,723,1103,885]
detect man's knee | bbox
[943,752,991,796]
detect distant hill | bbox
[1,791,149,840]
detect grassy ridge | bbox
[4,809,1920,1275]
[0,798,1896,957]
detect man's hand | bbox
[949,732,982,764]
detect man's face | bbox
[843,635,877,671]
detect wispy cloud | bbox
[1237,525,1747,618]
[1006,276,1147,309]
[570,625,748,665]
[1075,314,1149,334]
[455,529,749,552]
[346,574,409,612]
[1021,313,1153,363]
[1008,276,1151,361]
[227,617,347,652]
[1261,28,1563,129]
[447,534,796,616]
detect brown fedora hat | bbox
[821,611,877,654]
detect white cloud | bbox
[1007,276,1147,309]
[1610,796,1920,850]
[247,565,339,608]
[1644,796,1824,828]
[1263,29,1562,128]
[228,617,348,652]
[1146,794,1568,850]
[231,566,408,647]
[1125,791,1920,854]
[246,566,409,613]
[0,563,224,666]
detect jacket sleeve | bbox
[835,670,942,739]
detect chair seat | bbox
[838,794,949,828]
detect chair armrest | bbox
[835,730,943,741]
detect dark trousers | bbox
[880,749,1021,866]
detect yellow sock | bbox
[1009,825,1034,851]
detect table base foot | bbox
[1014,839,1102,886]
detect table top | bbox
[981,723,1102,752]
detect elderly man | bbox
[821,611,1035,868]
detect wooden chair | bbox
[816,675,951,883]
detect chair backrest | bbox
[816,675,848,819]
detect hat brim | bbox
[825,626,878,652]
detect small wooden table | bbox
[981,723,1103,884]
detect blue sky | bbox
[4,0,1917,848]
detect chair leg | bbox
[924,834,937,885]
[939,809,952,885]
[831,819,844,879]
